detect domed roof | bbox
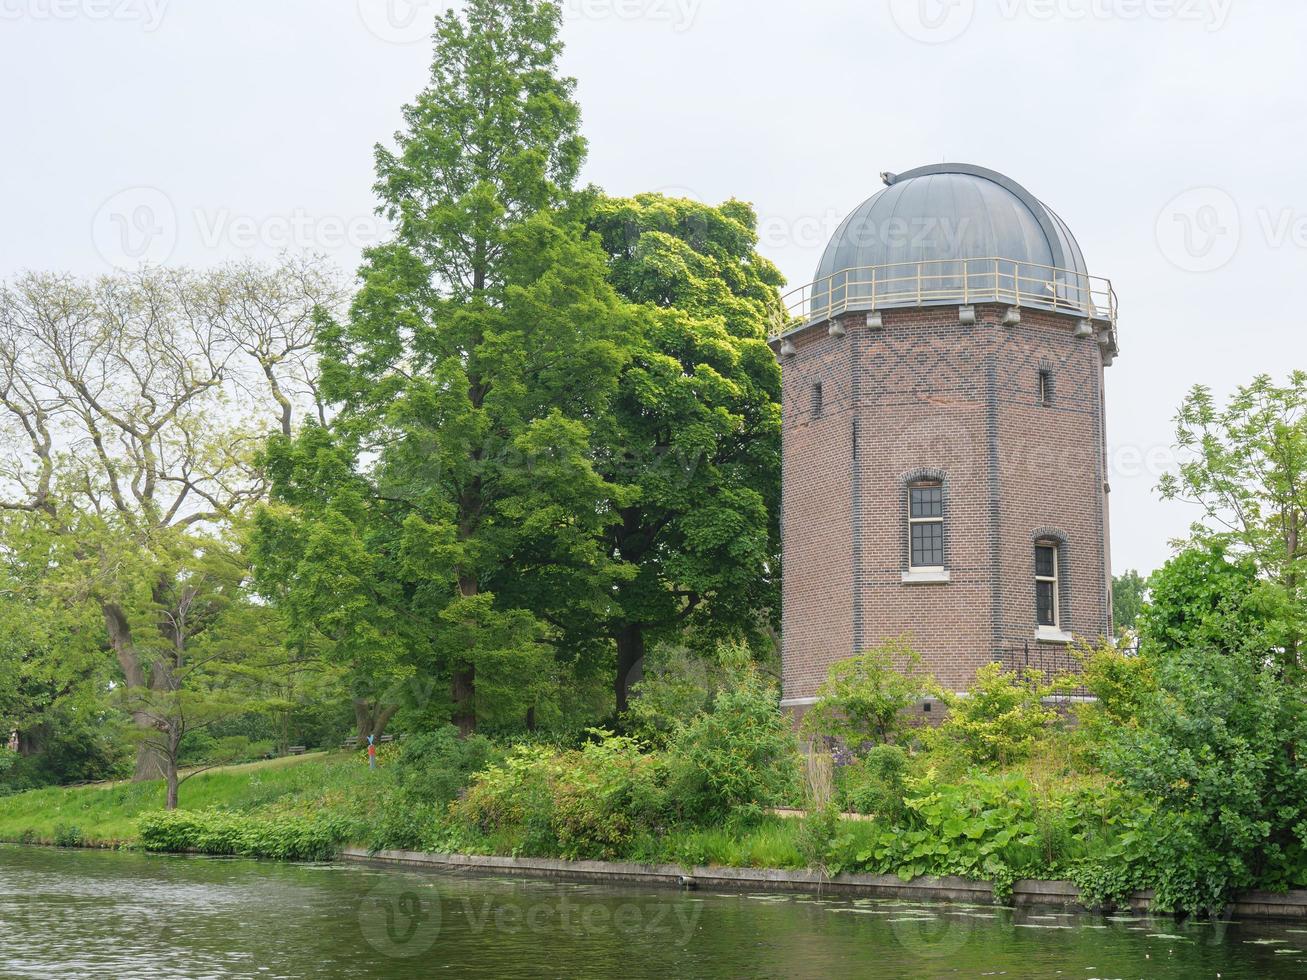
[815,164,1087,283]
[807,163,1099,321]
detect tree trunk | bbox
[165,765,179,810]
[102,603,173,782]
[615,623,645,715]
[353,699,399,743]
[453,570,479,736]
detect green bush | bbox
[551,732,666,859]
[843,772,1108,900]
[1094,643,1307,915]
[931,663,1059,766]
[622,644,725,748]
[138,809,358,861]
[801,638,936,747]
[52,822,84,848]
[449,732,667,860]
[664,666,801,822]
[450,745,565,856]
[369,727,500,851]
[836,744,909,821]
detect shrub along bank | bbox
[5,569,1305,920]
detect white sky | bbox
[3,0,1305,576]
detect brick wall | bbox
[780,303,1112,703]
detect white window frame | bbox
[907,483,944,571]
[1035,542,1059,628]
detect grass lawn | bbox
[0,751,377,847]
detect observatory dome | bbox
[807,163,1096,320]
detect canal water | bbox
[1,844,1305,978]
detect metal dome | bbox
[797,163,1112,329]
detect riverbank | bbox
[344,847,1307,923]
[0,751,348,846]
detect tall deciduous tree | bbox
[0,258,340,779]
[584,194,784,710]
[1159,372,1307,666]
[263,0,632,734]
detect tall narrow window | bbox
[908,482,944,568]
[811,381,823,417]
[1038,369,1053,406]
[1035,541,1059,627]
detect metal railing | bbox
[772,256,1118,343]
[994,640,1091,700]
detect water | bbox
[1,845,1306,979]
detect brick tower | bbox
[773,164,1118,712]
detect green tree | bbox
[1138,541,1284,659]
[0,260,339,780]
[1111,569,1146,636]
[801,637,937,747]
[265,0,632,734]
[583,193,785,709]
[1160,372,1307,665]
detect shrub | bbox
[665,665,801,822]
[52,823,84,848]
[1094,643,1307,915]
[801,638,937,748]
[138,809,357,861]
[931,663,1059,766]
[622,644,725,748]
[836,744,909,822]
[450,745,565,856]
[551,732,666,859]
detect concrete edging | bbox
[340,848,1307,921]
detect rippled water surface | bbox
[2,844,1307,978]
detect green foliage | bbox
[1111,569,1146,634]
[801,638,936,747]
[138,809,358,861]
[931,664,1059,767]
[52,823,84,848]
[368,727,500,851]
[1074,642,1155,753]
[450,731,667,859]
[1095,643,1307,915]
[262,0,635,734]
[1159,372,1307,664]
[621,643,727,747]
[664,665,800,821]
[835,745,909,822]
[549,732,666,860]
[1139,541,1284,658]
[583,193,785,707]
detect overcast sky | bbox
[2,0,1305,576]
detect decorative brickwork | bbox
[779,304,1112,702]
